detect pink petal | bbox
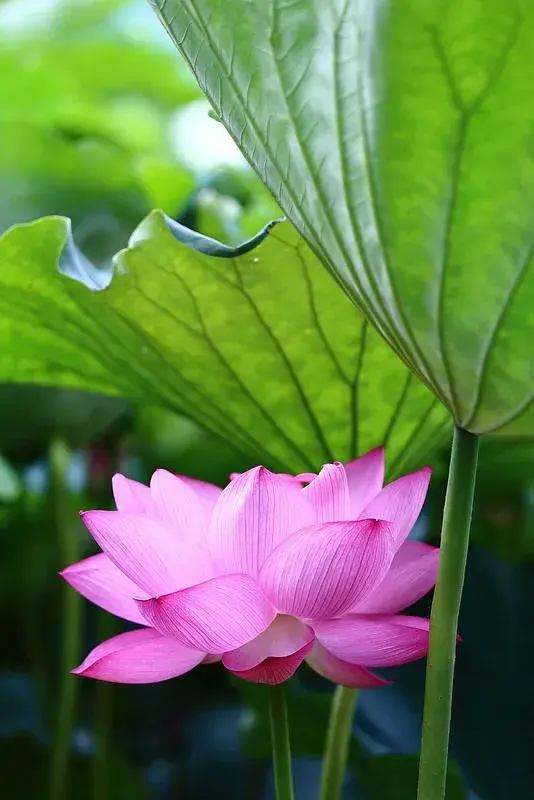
[137,574,276,652]
[259,519,394,619]
[112,474,156,516]
[72,628,205,683]
[60,552,148,624]
[358,467,432,548]
[306,640,390,688]
[150,469,209,534]
[177,475,222,510]
[343,447,385,517]
[222,615,314,671]
[314,614,431,667]
[209,466,314,577]
[303,463,350,523]
[81,511,215,596]
[353,541,439,614]
[229,642,313,685]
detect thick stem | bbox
[49,440,82,800]
[268,683,295,800]
[417,425,479,800]
[320,686,358,800]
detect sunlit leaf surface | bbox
[0,215,449,475]
[152,0,534,437]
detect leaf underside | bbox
[153,0,534,438]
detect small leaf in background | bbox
[153,0,534,438]
[0,214,449,476]
[0,452,20,502]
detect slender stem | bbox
[417,425,479,800]
[320,685,358,800]
[49,440,82,800]
[268,683,294,800]
[91,440,121,800]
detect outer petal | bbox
[72,628,204,683]
[222,615,314,671]
[150,469,209,535]
[112,474,156,516]
[209,466,314,577]
[343,447,385,517]
[303,463,350,523]
[314,615,431,667]
[353,541,439,614]
[229,642,313,685]
[259,519,393,619]
[60,552,148,624]
[137,574,276,652]
[358,468,432,549]
[81,511,214,596]
[306,641,390,688]
[177,475,222,511]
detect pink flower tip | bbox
[364,445,385,457]
[358,517,394,533]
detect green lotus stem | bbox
[417,425,479,800]
[320,685,358,800]
[268,683,295,800]
[49,439,82,800]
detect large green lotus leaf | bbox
[0,215,448,475]
[151,0,534,437]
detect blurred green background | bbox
[1,1,534,799]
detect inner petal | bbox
[222,614,314,672]
[229,644,313,685]
[209,466,314,577]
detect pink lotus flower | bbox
[62,448,438,687]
